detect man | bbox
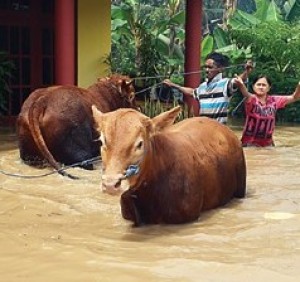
[163,52,253,124]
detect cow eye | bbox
[136,140,143,150]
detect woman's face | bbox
[253,77,271,97]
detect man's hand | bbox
[233,75,245,87]
[163,79,176,88]
[244,60,254,73]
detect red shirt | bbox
[241,95,288,147]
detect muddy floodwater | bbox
[0,123,300,282]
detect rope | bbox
[131,63,246,82]
[0,156,102,179]
[231,97,247,116]
[133,63,248,96]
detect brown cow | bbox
[92,106,246,226]
[17,74,136,178]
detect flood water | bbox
[0,123,300,282]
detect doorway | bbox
[0,0,54,116]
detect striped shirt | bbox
[195,73,236,124]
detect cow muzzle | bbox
[101,165,140,195]
[101,173,125,195]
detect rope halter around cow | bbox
[0,156,102,179]
[123,164,140,179]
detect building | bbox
[0,0,111,119]
[0,0,202,122]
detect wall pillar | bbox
[184,0,202,116]
[54,0,75,85]
[77,0,111,88]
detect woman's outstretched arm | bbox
[286,82,300,105]
[233,75,253,100]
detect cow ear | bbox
[118,78,133,95]
[98,77,109,83]
[117,79,124,95]
[92,105,104,129]
[151,106,181,131]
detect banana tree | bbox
[227,0,300,76]
[110,0,185,82]
[284,0,300,21]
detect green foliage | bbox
[227,0,300,76]
[228,9,262,29]
[255,0,283,21]
[231,21,300,74]
[110,0,185,84]
[141,98,190,121]
[284,0,300,21]
[0,52,14,114]
[201,35,214,61]
[213,26,231,49]
[237,0,257,13]
[277,101,300,122]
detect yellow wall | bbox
[77,0,111,87]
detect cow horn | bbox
[116,79,123,95]
[97,77,110,83]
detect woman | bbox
[234,75,300,147]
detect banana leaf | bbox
[201,35,214,61]
[213,26,230,49]
[156,34,184,60]
[284,0,300,21]
[255,0,282,22]
[228,9,261,29]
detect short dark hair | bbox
[252,75,272,87]
[206,52,230,68]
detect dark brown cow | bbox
[92,106,246,226]
[17,74,136,178]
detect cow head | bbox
[108,75,136,108]
[116,78,135,103]
[96,74,137,109]
[92,105,181,195]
